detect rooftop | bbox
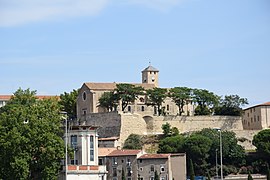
[84,82,155,90]
[107,149,142,157]
[142,65,159,72]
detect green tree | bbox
[248,171,253,180]
[162,122,171,137]
[154,170,159,180]
[98,91,118,111]
[253,129,270,158]
[181,134,212,175]
[192,89,219,115]
[0,88,65,179]
[59,89,78,119]
[115,83,144,111]
[169,87,192,115]
[146,87,167,115]
[267,165,270,180]
[215,94,248,116]
[195,129,245,167]
[161,123,179,137]
[123,134,142,149]
[189,159,195,180]
[158,135,184,153]
[122,167,126,180]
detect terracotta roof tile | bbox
[107,149,142,157]
[244,101,270,110]
[84,82,155,90]
[0,95,12,100]
[0,95,59,100]
[98,148,117,157]
[138,154,170,159]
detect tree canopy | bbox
[115,83,144,111]
[123,134,143,150]
[214,95,248,116]
[98,91,118,112]
[192,89,219,115]
[169,87,192,115]
[59,89,78,119]
[253,129,270,158]
[146,87,167,115]
[0,88,65,179]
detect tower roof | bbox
[142,65,159,72]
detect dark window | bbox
[150,165,154,172]
[127,167,132,176]
[113,168,117,177]
[128,106,131,112]
[167,105,169,111]
[99,158,103,165]
[141,106,145,111]
[82,91,87,101]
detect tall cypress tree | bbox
[189,159,195,180]
[122,167,126,180]
[248,172,253,180]
[267,165,270,180]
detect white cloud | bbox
[0,0,110,27]
[0,0,186,27]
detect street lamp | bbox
[61,111,68,180]
[214,128,223,180]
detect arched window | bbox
[141,106,145,112]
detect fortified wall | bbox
[81,112,258,149]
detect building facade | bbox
[137,154,186,180]
[242,102,270,130]
[101,150,186,180]
[59,124,107,180]
[76,65,195,119]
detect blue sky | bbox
[0,0,269,107]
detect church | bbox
[76,65,195,119]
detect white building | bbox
[59,124,107,180]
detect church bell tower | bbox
[141,64,159,87]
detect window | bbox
[90,136,94,161]
[251,118,253,123]
[166,105,169,111]
[127,167,132,176]
[139,97,145,102]
[160,177,165,180]
[71,135,77,149]
[139,159,142,163]
[139,167,143,171]
[247,113,249,117]
[254,115,256,122]
[128,106,131,112]
[99,158,103,165]
[150,165,154,172]
[113,157,117,165]
[113,168,117,177]
[150,177,154,180]
[160,165,165,172]
[82,91,87,101]
[258,116,260,121]
[138,178,144,180]
[141,106,145,111]
[71,159,78,165]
